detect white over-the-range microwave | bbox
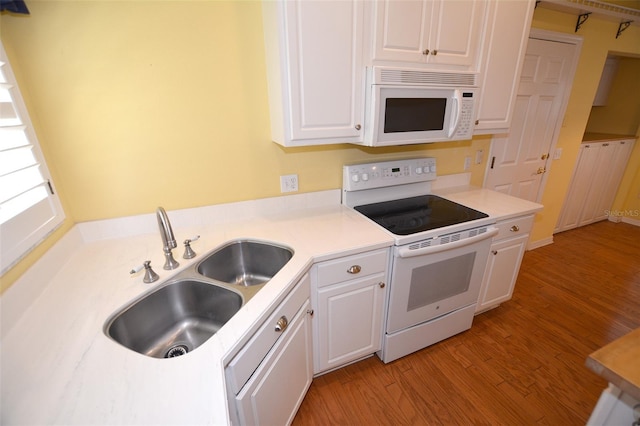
[359,67,478,146]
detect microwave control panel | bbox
[343,157,436,192]
[452,92,475,139]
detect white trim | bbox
[621,216,640,227]
[528,236,554,250]
[528,29,583,205]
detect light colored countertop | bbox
[0,184,543,425]
[582,132,638,143]
[586,328,640,402]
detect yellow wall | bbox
[3,1,640,292]
[0,1,490,290]
[529,7,640,243]
[586,57,640,135]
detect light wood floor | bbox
[293,220,640,425]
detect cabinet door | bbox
[556,144,601,232]
[372,0,434,63]
[475,0,534,133]
[476,234,529,313]
[267,0,364,145]
[429,0,486,67]
[234,300,313,426]
[593,140,635,222]
[579,142,617,226]
[372,0,484,68]
[314,273,386,374]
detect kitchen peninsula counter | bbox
[586,328,640,402]
[1,185,543,425]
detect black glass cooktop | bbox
[354,194,488,236]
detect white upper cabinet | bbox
[474,0,535,134]
[370,0,486,69]
[262,0,365,146]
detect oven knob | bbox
[415,167,422,175]
[423,166,430,174]
[351,174,360,183]
[430,165,437,173]
[362,173,369,181]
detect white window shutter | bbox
[0,41,65,274]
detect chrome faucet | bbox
[156,207,179,270]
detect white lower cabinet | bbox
[556,138,635,232]
[225,273,313,426]
[476,215,533,313]
[312,248,389,374]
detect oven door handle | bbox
[397,227,499,258]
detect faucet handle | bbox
[130,261,159,283]
[183,235,200,259]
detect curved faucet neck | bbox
[156,207,177,251]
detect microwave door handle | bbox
[448,90,462,137]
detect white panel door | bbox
[285,0,364,142]
[372,0,484,68]
[555,144,601,232]
[429,0,485,67]
[484,36,580,202]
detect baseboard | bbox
[621,216,640,227]
[528,236,554,250]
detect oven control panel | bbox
[343,157,437,191]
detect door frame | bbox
[483,29,583,204]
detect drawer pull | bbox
[275,316,288,332]
[510,225,520,232]
[347,265,362,274]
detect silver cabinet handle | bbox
[510,225,520,232]
[347,265,361,274]
[275,316,288,332]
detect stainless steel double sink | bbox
[104,240,293,359]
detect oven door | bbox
[386,229,497,334]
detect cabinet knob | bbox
[475,120,479,125]
[355,124,361,131]
[510,225,520,232]
[307,309,314,317]
[431,50,438,56]
[379,282,386,288]
[275,315,289,332]
[492,250,498,255]
[422,49,430,55]
[347,265,361,274]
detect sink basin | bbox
[197,240,293,286]
[105,280,242,358]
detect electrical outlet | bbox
[464,156,471,171]
[475,149,483,164]
[280,174,299,193]
[554,148,563,160]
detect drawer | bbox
[315,248,389,288]
[494,215,534,241]
[225,272,310,395]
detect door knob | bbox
[536,167,546,175]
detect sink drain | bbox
[165,344,189,358]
